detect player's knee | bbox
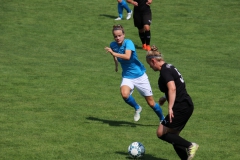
[156,125,166,138]
[148,102,155,108]
[144,25,150,31]
[157,130,164,138]
[121,90,129,99]
[121,93,129,99]
[145,97,155,107]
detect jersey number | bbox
[174,68,184,83]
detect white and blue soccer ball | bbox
[128,142,145,158]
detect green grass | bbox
[0,0,240,159]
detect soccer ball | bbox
[128,142,145,158]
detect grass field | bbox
[0,0,240,159]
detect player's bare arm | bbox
[105,47,132,60]
[127,0,138,6]
[167,81,176,123]
[113,56,118,72]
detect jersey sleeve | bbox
[161,68,174,83]
[125,39,135,51]
[110,42,115,48]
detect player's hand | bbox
[105,47,113,55]
[159,97,166,106]
[132,1,138,6]
[115,67,118,72]
[104,47,111,53]
[146,0,152,5]
[168,109,174,123]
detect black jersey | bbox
[158,63,193,105]
[134,0,151,12]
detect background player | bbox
[115,0,132,20]
[127,0,153,51]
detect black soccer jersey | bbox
[158,63,192,105]
[134,0,151,11]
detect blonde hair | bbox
[146,45,163,61]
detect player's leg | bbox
[157,124,192,148]
[133,12,146,49]
[120,0,132,19]
[116,0,123,20]
[157,127,197,160]
[120,78,141,121]
[145,96,165,121]
[138,28,146,50]
[134,73,164,121]
[142,11,152,51]
[173,144,188,160]
[121,85,139,110]
[157,103,199,159]
[121,0,131,13]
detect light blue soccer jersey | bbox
[110,39,146,79]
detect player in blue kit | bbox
[104,24,164,122]
[115,0,132,20]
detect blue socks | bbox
[124,95,139,110]
[152,103,165,121]
[124,96,164,121]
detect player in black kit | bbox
[127,0,152,51]
[146,45,199,160]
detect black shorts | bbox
[162,100,194,131]
[133,10,152,29]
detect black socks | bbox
[159,133,192,148]
[145,30,151,45]
[138,32,145,44]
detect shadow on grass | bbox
[116,151,168,160]
[99,14,116,19]
[135,44,143,50]
[86,116,157,127]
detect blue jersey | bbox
[110,39,146,79]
